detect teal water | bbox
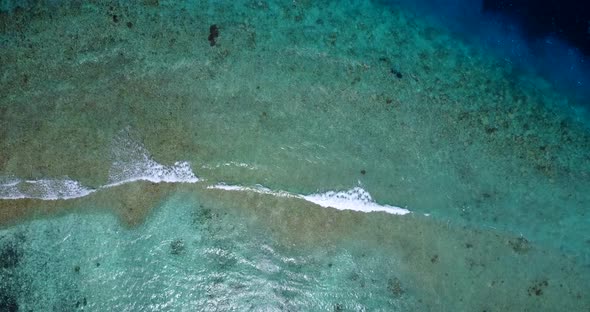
[1,185,588,311]
[1,0,589,310]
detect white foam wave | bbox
[303,187,410,215]
[104,160,199,188]
[0,177,24,199]
[0,129,199,200]
[201,162,258,170]
[0,160,199,201]
[106,129,199,187]
[207,183,298,198]
[208,184,411,215]
[0,178,95,200]
[0,177,20,187]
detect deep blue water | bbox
[387,0,590,105]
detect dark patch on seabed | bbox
[0,292,18,312]
[0,242,21,269]
[0,234,24,269]
[0,235,23,312]
[208,24,219,46]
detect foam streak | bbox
[208,184,411,215]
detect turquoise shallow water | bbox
[3,191,421,311]
[1,0,589,310]
[1,185,589,311]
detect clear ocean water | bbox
[0,0,589,311]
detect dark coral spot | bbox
[485,127,498,134]
[527,279,549,296]
[194,208,213,224]
[170,239,185,255]
[387,277,404,297]
[390,68,403,79]
[431,255,439,263]
[509,236,531,254]
[208,24,219,46]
